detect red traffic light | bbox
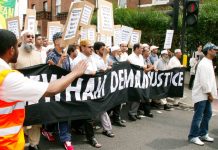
[187,2,198,13]
[185,0,199,26]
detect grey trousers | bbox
[128,101,140,116]
[100,112,112,132]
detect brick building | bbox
[28,0,153,36]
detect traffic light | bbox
[185,0,199,26]
[166,0,179,31]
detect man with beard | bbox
[11,30,45,150]
[188,43,218,146]
[168,49,184,106]
[107,45,126,127]
[0,29,87,150]
[12,30,41,69]
[93,42,115,138]
[153,50,172,111]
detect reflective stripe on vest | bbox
[0,69,25,149]
[0,102,25,114]
[0,125,22,136]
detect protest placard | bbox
[24,9,36,34]
[129,30,141,48]
[164,30,174,49]
[88,25,96,45]
[152,0,169,5]
[120,25,133,44]
[47,21,63,44]
[80,27,88,41]
[62,2,83,47]
[80,1,95,27]
[80,25,96,45]
[97,0,114,36]
[98,33,112,47]
[6,16,20,39]
[113,25,122,46]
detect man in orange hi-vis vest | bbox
[0,29,87,150]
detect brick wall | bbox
[27,0,153,36]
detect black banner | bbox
[19,61,185,126]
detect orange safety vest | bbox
[0,70,25,150]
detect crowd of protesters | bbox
[0,29,217,150]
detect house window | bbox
[118,0,127,8]
[32,4,36,9]
[43,1,48,11]
[56,0,61,15]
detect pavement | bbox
[169,84,218,113]
[25,74,218,150]
[183,71,218,112]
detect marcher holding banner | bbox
[141,44,154,118]
[107,45,126,127]
[45,32,74,150]
[127,43,146,121]
[0,29,87,150]
[71,40,102,148]
[93,41,115,138]
[188,42,218,146]
[153,50,172,111]
[168,49,183,106]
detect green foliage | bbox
[91,0,218,52]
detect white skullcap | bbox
[142,43,149,48]
[21,30,34,37]
[111,45,120,52]
[150,45,159,51]
[174,49,182,53]
[161,50,168,55]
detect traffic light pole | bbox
[180,0,186,52]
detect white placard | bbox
[27,16,36,33]
[152,0,169,5]
[48,26,62,42]
[98,34,112,47]
[121,25,133,44]
[97,0,114,35]
[80,28,88,40]
[64,8,82,40]
[80,4,93,25]
[101,5,113,30]
[87,28,96,45]
[129,31,141,46]
[113,27,121,46]
[164,30,174,49]
[7,20,20,38]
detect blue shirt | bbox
[46,48,71,71]
[107,55,119,64]
[149,53,159,65]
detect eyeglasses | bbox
[87,46,93,49]
[26,35,34,38]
